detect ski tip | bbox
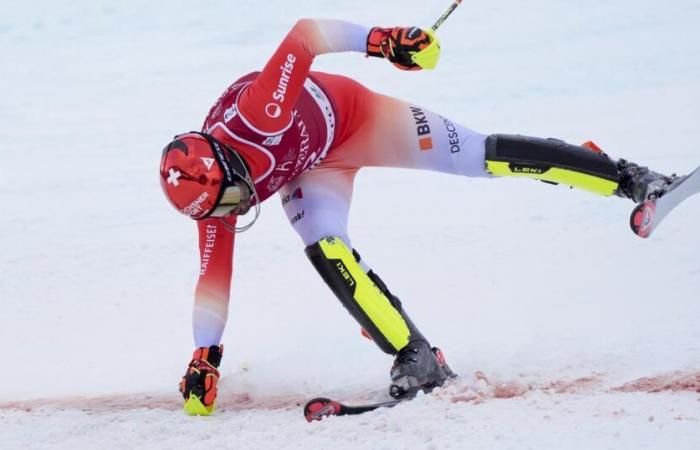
[630,201,656,239]
[303,397,341,423]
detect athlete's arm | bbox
[192,216,237,347]
[238,19,369,134]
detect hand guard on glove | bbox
[179,345,223,415]
[367,26,440,71]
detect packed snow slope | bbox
[1,0,699,448]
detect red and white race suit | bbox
[192,19,489,346]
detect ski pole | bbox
[431,0,464,31]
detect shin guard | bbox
[485,134,620,196]
[305,237,424,354]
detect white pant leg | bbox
[318,93,489,178]
[280,166,357,247]
[430,113,490,177]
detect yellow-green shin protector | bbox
[305,236,424,354]
[485,134,621,196]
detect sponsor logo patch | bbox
[510,163,548,175]
[183,192,209,217]
[266,175,286,192]
[290,210,305,225]
[335,261,356,288]
[282,187,303,205]
[275,160,294,172]
[200,157,215,171]
[265,103,282,119]
[223,104,237,122]
[266,53,297,118]
[309,84,323,100]
[263,134,283,146]
[640,203,655,233]
[293,111,314,172]
[200,224,217,276]
[410,106,433,151]
[441,117,461,154]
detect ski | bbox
[630,166,700,238]
[303,396,410,422]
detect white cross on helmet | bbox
[167,168,182,186]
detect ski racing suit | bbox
[192,19,623,354]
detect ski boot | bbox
[616,159,679,203]
[179,345,223,416]
[389,340,456,399]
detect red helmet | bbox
[159,132,254,220]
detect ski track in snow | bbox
[2,0,700,448]
[2,372,700,450]
[3,370,699,412]
[2,371,700,449]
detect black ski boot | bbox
[389,340,456,399]
[616,159,678,203]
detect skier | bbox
[159,19,677,415]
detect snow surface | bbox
[1,0,699,448]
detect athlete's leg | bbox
[280,167,428,355]
[302,80,673,397]
[282,166,453,396]
[322,87,672,203]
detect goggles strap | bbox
[225,149,261,233]
[188,131,262,232]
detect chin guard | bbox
[305,237,424,354]
[485,134,621,196]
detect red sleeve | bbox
[238,19,368,135]
[194,216,237,306]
